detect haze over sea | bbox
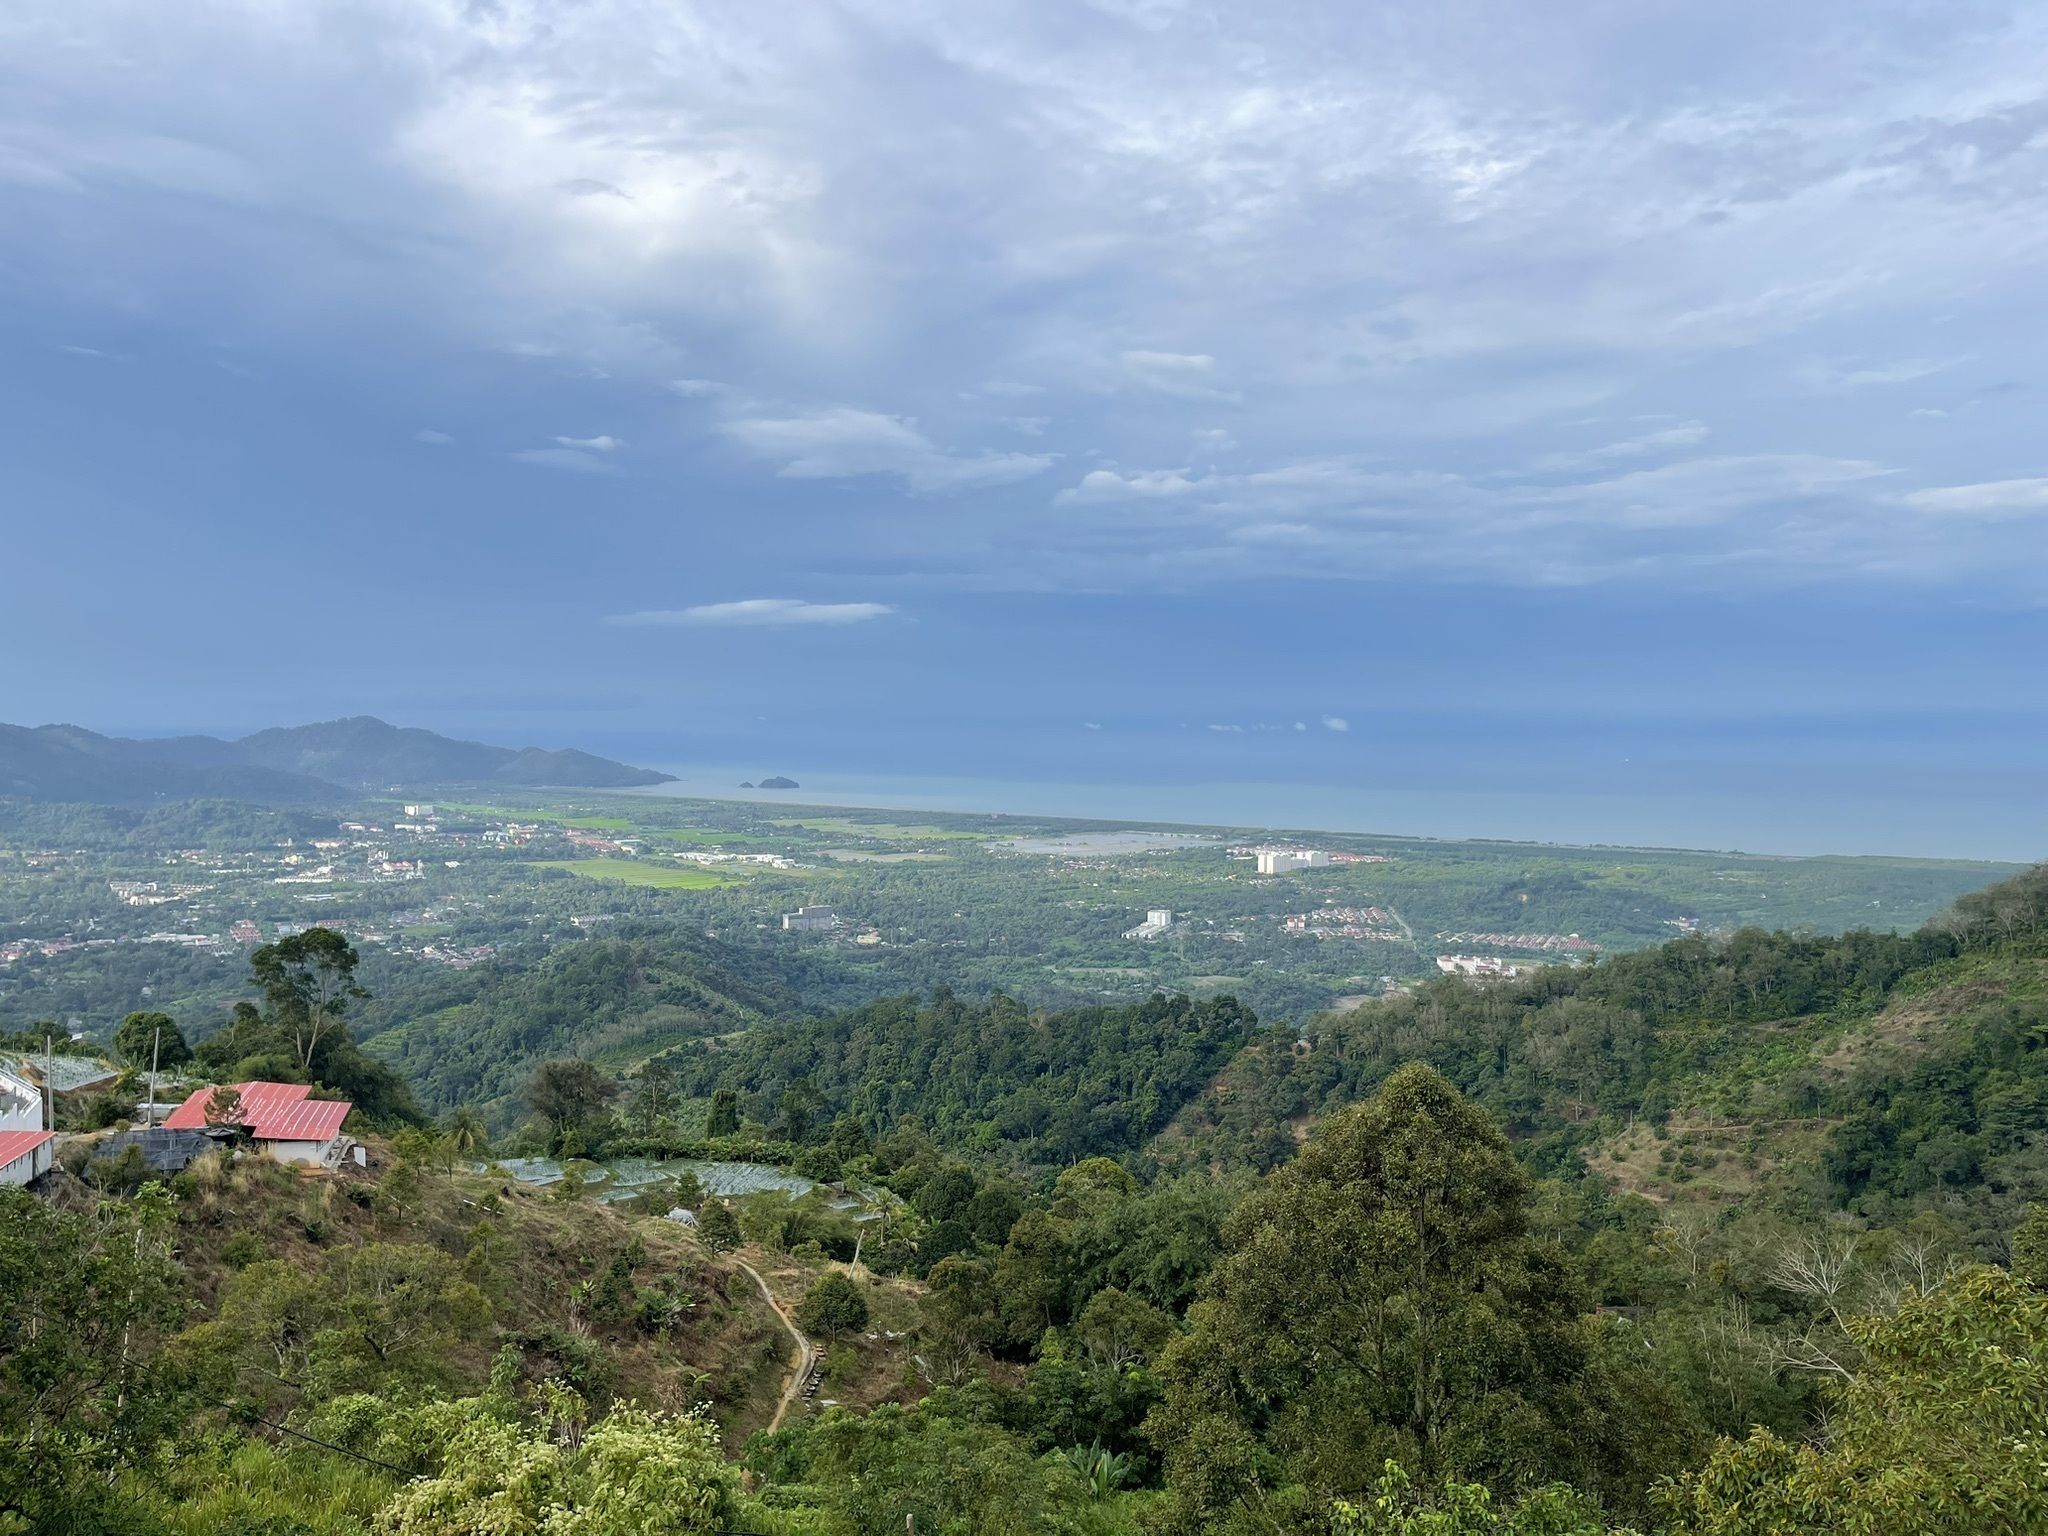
[625,758,2042,864]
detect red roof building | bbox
[0,1128,55,1187]
[162,1081,353,1165]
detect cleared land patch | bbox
[529,858,738,889]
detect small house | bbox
[163,1080,354,1166]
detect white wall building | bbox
[1123,908,1175,939]
[1255,849,1330,874]
[0,1065,42,1134]
[782,904,839,932]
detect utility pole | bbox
[42,1030,54,1132]
[147,1024,162,1125]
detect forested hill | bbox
[1162,861,2048,1233]
[357,934,805,1122]
[0,715,672,801]
[668,989,1260,1168]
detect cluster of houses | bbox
[0,1056,358,1188]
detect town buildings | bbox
[1435,954,1529,979]
[781,904,839,932]
[1123,908,1175,939]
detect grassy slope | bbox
[1584,948,2048,1212]
[139,1144,931,1449]
[1155,940,2048,1220]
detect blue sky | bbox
[3,1,2046,857]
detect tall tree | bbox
[627,1059,678,1136]
[249,928,366,1072]
[1149,1063,1620,1527]
[705,1087,741,1139]
[112,1011,190,1071]
[527,1059,617,1153]
[441,1106,489,1159]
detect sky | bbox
[2,1,2046,858]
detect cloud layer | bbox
[6,1,2048,598]
[609,599,895,627]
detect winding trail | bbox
[734,1256,815,1434]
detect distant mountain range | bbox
[0,717,675,803]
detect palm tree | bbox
[442,1106,489,1162]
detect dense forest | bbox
[665,989,1260,1168]
[4,862,2047,1532]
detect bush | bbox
[795,1272,870,1340]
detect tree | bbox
[527,1059,617,1154]
[920,1255,999,1384]
[317,1242,490,1394]
[249,927,367,1072]
[1660,1267,2048,1534]
[1074,1286,1174,1371]
[1331,1460,1627,1535]
[705,1087,741,1138]
[626,1059,678,1136]
[1149,1064,1616,1527]
[204,1084,245,1127]
[799,1401,1090,1536]
[442,1106,489,1160]
[0,1185,188,1529]
[776,1078,824,1143]
[113,1010,190,1071]
[2013,1204,2048,1288]
[377,1396,739,1536]
[697,1202,742,1252]
[796,1272,871,1340]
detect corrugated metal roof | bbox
[95,1128,216,1173]
[161,1080,348,1142]
[253,1095,351,1142]
[0,1129,54,1168]
[164,1080,307,1129]
[1,1053,117,1093]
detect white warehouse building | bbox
[1255,849,1330,875]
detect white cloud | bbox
[1796,357,1962,391]
[608,598,895,627]
[723,407,1053,494]
[414,428,454,445]
[1292,721,1307,731]
[1119,350,1239,401]
[668,379,727,397]
[1194,428,1238,454]
[1056,468,1203,504]
[1529,422,1709,473]
[1901,478,2048,517]
[511,447,620,475]
[1321,715,1350,732]
[1083,721,1102,730]
[554,433,623,451]
[1207,722,1242,733]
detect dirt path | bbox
[734,1256,814,1435]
